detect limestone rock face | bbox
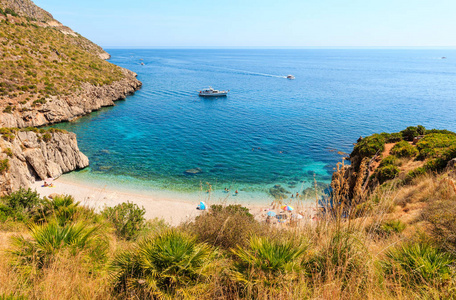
[0,69,141,128]
[0,130,89,195]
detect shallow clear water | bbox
[52,49,456,202]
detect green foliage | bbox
[405,167,427,183]
[4,8,18,17]
[381,242,455,287]
[376,220,406,237]
[380,132,403,143]
[416,133,456,160]
[401,125,426,141]
[0,158,9,174]
[4,148,13,157]
[109,230,215,298]
[10,222,108,271]
[379,155,398,168]
[102,201,145,240]
[390,141,418,158]
[41,133,52,142]
[187,204,262,250]
[31,195,80,225]
[231,236,307,289]
[376,165,400,183]
[2,105,13,113]
[1,188,40,215]
[352,134,385,158]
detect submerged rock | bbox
[184,167,203,175]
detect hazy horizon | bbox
[33,0,456,49]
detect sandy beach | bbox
[31,177,319,226]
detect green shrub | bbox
[390,141,418,158]
[352,134,385,158]
[4,8,18,17]
[401,125,425,141]
[379,155,398,167]
[10,222,108,271]
[4,148,13,157]
[231,236,307,289]
[101,201,145,240]
[42,133,52,142]
[377,220,406,236]
[381,242,455,287]
[416,133,456,159]
[380,132,403,143]
[31,195,80,225]
[2,105,13,113]
[109,230,215,298]
[187,204,262,250]
[0,159,9,174]
[376,165,400,183]
[405,167,426,183]
[1,188,40,213]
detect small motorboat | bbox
[286,75,295,79]
[198,87,229,97]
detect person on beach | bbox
[291,194,294,198]
[296,192,299,198]
[235,189,238,195]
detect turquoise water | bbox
[53,49,456,202]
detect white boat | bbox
[198,87,229,97]
[286,75,295,80]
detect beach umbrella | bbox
[197,201,206,210]
[282,205,294,211]
[266,211,276,217]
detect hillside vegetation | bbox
[0,5,124,112]
[0,126,455,299]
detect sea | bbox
[51,49,456,204]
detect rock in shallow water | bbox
[184,167,203,175]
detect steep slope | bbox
[0,0,142,128]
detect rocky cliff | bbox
[0,128,88,195]
[0,0,142,129]
[0,0,143,194]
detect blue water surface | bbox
[52,49,456,200]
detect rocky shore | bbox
[0,68,141,128]
[0,129,89,195]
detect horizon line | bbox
[102,46,456,50]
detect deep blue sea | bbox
[52,49,456,203]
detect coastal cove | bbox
[50,49,456,204]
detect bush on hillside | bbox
[352,134,385,158]
[416,133,456,159]
[379,155,398,168]
[186,204,263,250]
[0,188,40,220]
[376,165,400,183]
[101,202,145,240]
[381,242,455,288]
[31,195,82,225]
[109,230,216,298]
[231,236,307,290]
[10,222,108,271]
[390,141,418,158]
[401,125,426,141]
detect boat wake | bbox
[204,65,287,78]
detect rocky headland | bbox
[0,0,142,193]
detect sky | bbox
[34,0,456,48]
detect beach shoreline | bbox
[31,177,319,226]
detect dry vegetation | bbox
[0,7,124,111]
[0,123,454,299]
